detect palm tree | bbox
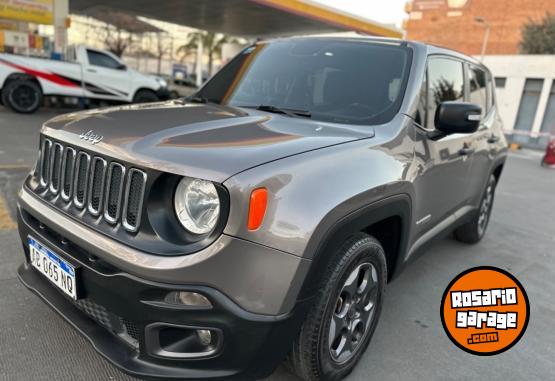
[177,31,231,76]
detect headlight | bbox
[156,78,168,88]
[174,178,220,234]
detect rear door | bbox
[413,56,475,235]
[464,64,497,202]
[82,49,131,101]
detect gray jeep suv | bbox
[17,37,507,380]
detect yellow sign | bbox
[0,0,53,25]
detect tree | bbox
[177,32,231,76]
[519,13,555,54]
[103,26,133,57]
[155,32,172,75]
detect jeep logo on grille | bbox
[79,130,103,145]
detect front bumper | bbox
[16,190,312,380]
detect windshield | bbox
[196,39,412,125]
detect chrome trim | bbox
[103,162,126,224]
[48,143,63,194]
[73,152,91,209]
[87,157,107,216]
[60,147,76,202]
[121,168,147,233]
[39,139,52,187]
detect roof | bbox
[70,0,402,38]
[76,6,164,33]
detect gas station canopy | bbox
[70,0,402,38]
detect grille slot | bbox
[48,143,63,194]
[36,137,147,233]
[39,139,52,187]
[60,147,76,201]
[104,163,125,224]
[73,152,91,208]
[88,157,107,216]
[122,169,147,233]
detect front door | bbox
[413,56,475,236]
[82,49,131,101]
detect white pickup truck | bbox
[0,45,169,113]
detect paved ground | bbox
[0,107,553,380]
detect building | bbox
[404,0,555,56]
[483,55,555,148]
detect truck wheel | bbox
[2,79,42,113]
[132,89,159,103]
[287,233,386,381]
[454,174,496,244]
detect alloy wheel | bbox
[328,262,379,364]
[477,181,494,236]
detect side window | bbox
[86,50,121,70]
[469,65,487,116]
[415,70,427,126]
[426,57,465,129]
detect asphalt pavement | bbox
[0,107,553,381]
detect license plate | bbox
[28,236,78,300]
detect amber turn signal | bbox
[248,188,268,230]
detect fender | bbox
[297,194,412,302]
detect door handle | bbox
[87,68,97,73]
[459,147,475,156]
[487,135,500,144]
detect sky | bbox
[314,0,407,27]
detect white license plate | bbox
[28,236,78,300]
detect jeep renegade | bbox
[17,37,507,380]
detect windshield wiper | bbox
[246,104,312,118]
[186,95,217,104]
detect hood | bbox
[42,101,374,182]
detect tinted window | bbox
[196,40,412,125]
[469,65,487,115]
[87,50,121,69]
[426,57,465,128]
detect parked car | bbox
[16,37,507,381]
[162,75,197,99]
[0,44,169,113]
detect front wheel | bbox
[132,89,159,103]
[454,174,497,244]
[287,233,386,381]
[1,79,42,113]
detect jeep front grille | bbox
[38,137,147,232]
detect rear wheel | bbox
[132,89,159,103]
[2,79,42,113]
[454,174,496,244]
[287,233,386,380]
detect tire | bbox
[454,174,497,244]
[132,89,159,103]
[287,233,387,381]
[1,79,42,113]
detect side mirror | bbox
[435,102,482,134]
[117,63,127,71]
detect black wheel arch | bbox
[2,72,43,92]
[297,194,412,302]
